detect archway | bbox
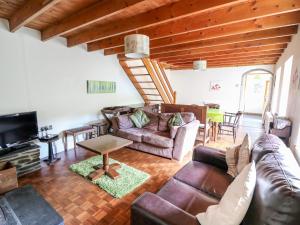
[239,69,274,116]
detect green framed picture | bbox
[87,80,116,94]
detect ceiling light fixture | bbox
[193,60,207,70]
[124,34,150,59]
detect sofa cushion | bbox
[129,142,173,159]
[251,134,286,163]
[159,113,174,131]
[159,112,195,132]
[243,138,300,225]
[174,161,233,199]
[143,111,159,131]
[157,178,219,216]
[143,133,174,148]
[181,112,195,124]
[117,128,154,142]
[116,114,134,129]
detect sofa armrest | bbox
[111,116,119,134]
[193,146,227,171]
[131,192,200,225]
[173,120,200,161]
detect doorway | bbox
[239,69,274,116]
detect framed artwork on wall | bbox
[209,81,222,91]
[87,80,116,94]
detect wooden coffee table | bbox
[76,135,133,181]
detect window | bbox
[271,67,282,113]
[278,56,294,116]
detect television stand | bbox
[0,144,41,177]
[10,142,34,150]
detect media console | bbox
[0,144,41,177]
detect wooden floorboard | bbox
[19,115,264,225]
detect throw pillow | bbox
[159,113,174,131]
[116,114,134,129]
[197,161,256,225]
[129,110,150,128]
[143,111,159,131]
[237,134,252,173]
[225,145,240,177]
[168,113,185,127]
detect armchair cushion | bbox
[157,178,218,216]
[131,192,200,225]
[193,146,228,171]
[174,161,233,199]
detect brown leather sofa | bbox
[131,134,300,225]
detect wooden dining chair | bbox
[218,111,242,143]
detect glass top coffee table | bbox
[76,134,133,180]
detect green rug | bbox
[69,156,150,198]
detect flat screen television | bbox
[0,111,38,149]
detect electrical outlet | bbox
[49,125,53,130]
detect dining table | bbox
[207,108,224,141]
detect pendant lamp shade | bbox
[193,60,207,70]
[124,34,150,59]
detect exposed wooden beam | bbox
[172,59,278,67]
[163,49,284,63]
[9,0,61,32]
[173,57,279,64]
[170,61,276,69]
[117,43,287,61]
[66,0,243,47]
[87,2,300,50]
[153,44,287,61]
[41,0,146,41]
[150,36,291,59]
[104,26,297,55]
[166,54,282,65]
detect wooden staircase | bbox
[119,58,176,104]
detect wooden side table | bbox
[63,126,96,151]
[89,121,109,136]
[39,134,60,165]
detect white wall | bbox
[273,26,300,162]
[169,65,274,113]
[0,19,143,158]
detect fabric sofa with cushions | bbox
[111,111,200,161]
[131,134,300,225]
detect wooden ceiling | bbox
[0,0,299,70]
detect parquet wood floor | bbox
[19,115,264,225]
[19,148,191,225]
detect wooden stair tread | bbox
[134,81,154,83]
[137,88,157,90]
[131,74,150,76]
[128,66,145,69]
[119,58,176,104]
[142,94,160,96]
